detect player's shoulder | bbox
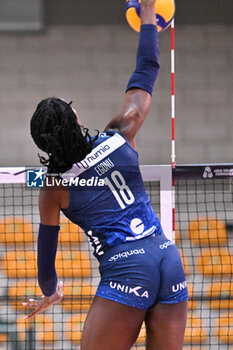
[39,176,69,208]
[94,129,130,145]
[96,130,121,139]
[93,129,138,157]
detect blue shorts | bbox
[96,233,188,310]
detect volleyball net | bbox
[174,164,233,350]
[0,164,233,349]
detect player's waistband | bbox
[98,231,162,264]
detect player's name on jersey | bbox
[94,158,114,176]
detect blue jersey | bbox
[61,130,161,258]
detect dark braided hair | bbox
[30,97,98,174]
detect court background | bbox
[0,0,232,167]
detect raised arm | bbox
[105,0,159,148]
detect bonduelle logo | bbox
[26,168,105,188]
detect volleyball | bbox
[125,0,175,33]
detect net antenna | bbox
[171,19,175,169]
[171,19,176,242]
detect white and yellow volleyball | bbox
[126,0,175,33]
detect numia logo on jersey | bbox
[110,282,149,298]
[77,145,110,170]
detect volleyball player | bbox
[24,0,188,348]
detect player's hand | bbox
[141,0,156,25]
[22,281,64,320]
[141,0,156,5]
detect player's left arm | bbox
[105,0,159,148]
[23,184,66,319]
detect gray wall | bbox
[0,24,232,166]
[0,0,43,31]
[45,0,233,25]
